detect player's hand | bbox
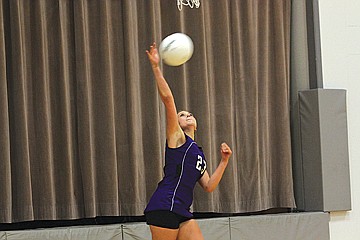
[146,42,160,68]
[220,143,232,162]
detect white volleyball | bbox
[159,33,194,66]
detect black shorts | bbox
[145,210,192,229]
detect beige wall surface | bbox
[318,0,360,239]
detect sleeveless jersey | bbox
[144,134,207,218]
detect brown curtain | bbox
[0,0,295,223]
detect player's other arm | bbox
[198,143,232,193]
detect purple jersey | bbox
[144,134,207,218]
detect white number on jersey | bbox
[196,155,206,174]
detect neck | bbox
[184,129,195,140]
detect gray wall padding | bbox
[198,217,230,240]
[122,222,151,240]
[299,89,351,212]
[5,225,122,240]
[0,212,329,240]
[230,212,329,240]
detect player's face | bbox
[178,111,197,131]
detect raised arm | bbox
[146,43,185,147]
[198,143,232,192]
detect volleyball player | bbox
[144,42,232,240]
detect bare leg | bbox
[177,219,204,240]
[149,225,179,240]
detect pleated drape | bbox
[0,0,295,223]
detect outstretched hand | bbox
[220,143,232,162]
[146,42,160,68]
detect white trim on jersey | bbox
[170,142,195,212]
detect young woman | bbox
[144,42,232,240]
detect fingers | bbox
[146,42,157,56]
[148,42,156,51]
[220,143,232,154]
[220,142,229,150]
